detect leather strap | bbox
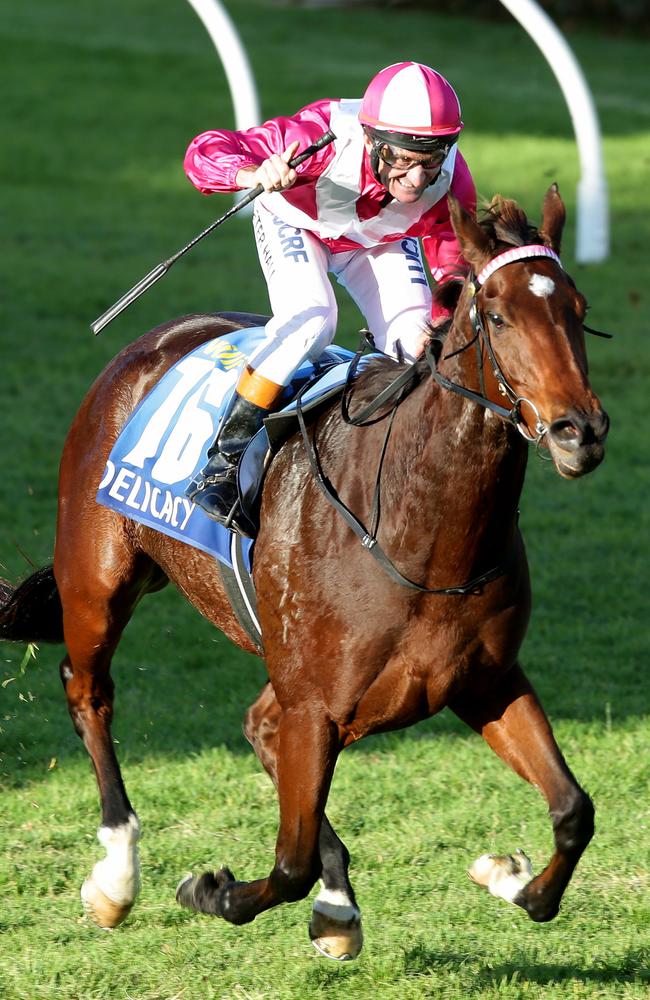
[294,376,506,596]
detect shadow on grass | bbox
[400,943,650,991]
[300,943,650,996]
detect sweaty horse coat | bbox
[0,188,608,960]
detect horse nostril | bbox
[550,410,609,451]
[550,418,582,449]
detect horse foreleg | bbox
[241,684,363,959]
[177,703,340,930]
[451,662,594,922]
[59,595,141,928]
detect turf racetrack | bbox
[1,2,648,997]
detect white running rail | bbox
[185,0,261,209]
[499,0,609,261]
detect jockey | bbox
[184,61,476,531]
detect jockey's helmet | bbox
[359,62,463,172]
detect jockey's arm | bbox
[184,100,334,196]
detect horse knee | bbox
[552,788,595,854]
[243,688,272,744]
[242,706,256,748]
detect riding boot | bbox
[187,372,282,533]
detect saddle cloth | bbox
[96,327,376,648]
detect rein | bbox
[432,286,548,444]
[295,242,610,596]
[294,371,505,596]
[295,332,507,597]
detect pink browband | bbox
[476,245,562,286]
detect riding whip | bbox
[91,129,336,336]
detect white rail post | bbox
[499,0,609,262]
[185,0,261,209]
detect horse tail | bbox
[0,566,64,644]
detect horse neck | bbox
[382,306,528,580]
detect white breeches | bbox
[248,201,432,385]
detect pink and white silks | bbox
[185,98,476,380]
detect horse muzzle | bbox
[546,407,609,478]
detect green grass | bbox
[1,1,649,998]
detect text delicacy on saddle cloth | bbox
[96,326,354,569]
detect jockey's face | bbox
[363,135,443,203]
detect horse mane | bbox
[479,194,542,249]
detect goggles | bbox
[375,142,447,172]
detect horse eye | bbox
[487,312,505,329]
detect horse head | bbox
[446,185,609,478]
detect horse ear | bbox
[539,183,566,254]
[447,193,493,273]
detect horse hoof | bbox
[468,849,533,904]
[309,909,363,961]
[176,868,236,916]
[81,876,133,929]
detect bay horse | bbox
[0,186,608,960]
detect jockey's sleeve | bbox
[184,99,336,194]
[422,152,477,324]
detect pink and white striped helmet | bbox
[359,62,463,145]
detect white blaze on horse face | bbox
[85,813,141,906]
[528,273,556,298]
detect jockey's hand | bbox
[236,141,300,193]
[411,315,451,359]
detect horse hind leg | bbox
[57,544,166,929]
[451,662,594,922]
[241,683,363,960]
[0,561,139,928]
[60,635,139,928]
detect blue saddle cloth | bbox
[96,326,365,571]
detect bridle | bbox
[295,243,610,596]
[428,243,611,444]
[429,244,564,445]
